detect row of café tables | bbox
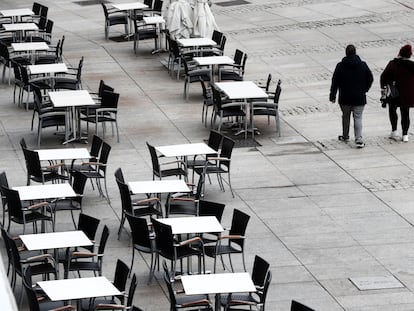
[10,140,257,309]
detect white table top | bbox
[38,276,121,301]
[177,37,216,47]
[11,42,48,52]
[0,8,34,17]
[20,230,92,251]
[155,143,216,158]
[35,148,90,161]
[13,183,76,201]
[112,2,148,10]
[181,272,256,295]
[28,63,68,75]
[128,179,190,194]
[143,16,165,24]
[3,22,38,31]
[158,216,224,235]
[49,90,97,108]
[214,81,268,100]
[194,56,234,66]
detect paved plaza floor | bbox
[2,0,414,310]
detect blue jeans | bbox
[340,104,364,142]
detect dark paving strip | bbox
[215,0,251,7]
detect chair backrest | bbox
[76,56,84,82]
[260,270,272,307]
[153,0,163,13]
[101,3,109,19]
[20,137,27,150]
[12,61,22,81]
[218,35,227,51]
[98,141,111,174]
[101,90,120,109]
[20,65,30,84]
[71,171,88,203]
[198,200,225,222]
[98,80,115,97]
[126,273,138,307]
[211,30,223,45]
[212,86,224,111]
[22,266,41,311]
[114,167,125,183]
[218,136,235,170]
[1,228,12,274]
[233,49,244,65]
[58,35,65,59]
[90,135,103,160]
[78,213,100,241]
[240,53,248,75]
[229,208,250,248]
[32,85,43,113]
[251,255,270,288]
[40,5,48,19]
[151,218,175,257]
[291,300,315,311]
[169,39,180,58]
[194,173,204,201]
[126,213,153,251]
[207,130,222,152]
[113,259,130,300]
[264,73,272,92]
[274,79,282,104]
[37,16,47,31]
[22,148,43,182]
[45,19,53,33]
[116,178,133,215]
[144,0,153,7]
[164,273,178,309]
[97,225,110,256]
[181,56,190,75]
[32,2,41,16]
[0,171,9,207]
[146,142,160,177]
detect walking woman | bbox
[380,44,414,142]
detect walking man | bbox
[329,44,374,148]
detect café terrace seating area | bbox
[2,0,414,310]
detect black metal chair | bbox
[198,200,226,245]
[220,255,272,311]
[101,3,128,40]
[182,55,211,100]
[2,186,54,234]
[152,217,205,279]
[204,208,250,273]
[219,49,247,81]
[71,141,111,202]
[53,56,84,90]
[146,142,187,181]
[194,135,236,197]
[115,171,161,239]
[63,225,109,279]
[133,18,158,54]
[126,213,156,283]
[0,171,9,228]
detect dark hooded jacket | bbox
[329,54,374,106]
[380,58,414,108]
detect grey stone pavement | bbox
[2,0,414,310]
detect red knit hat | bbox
[399,44,412,58]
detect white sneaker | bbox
[389,131,399,140]
[403,135,409,142]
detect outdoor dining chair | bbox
[53,56,84,90]
[101,3,128,40]
[182,55,211,100]
[291,300,316,311]
[218,49,247,81]
[204,208,250,273]
[220,255,272,311]
[146,142,187,180]
[133,18,158,54]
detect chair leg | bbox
[228,254,234,272]
[117,211,125,240]
[130,248,135,277]
[227,172,235,198]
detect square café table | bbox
[3,22,38,32]
[193,55,234,82]
[215,81,268,140]
[20,230,92,251]
[0,8,33,22]
[35,147,90,162]
[13,183,76,201]
[181,272,256,309]
[177,37,216,48]
[49,90,97,144]
[157,216,224,235]
[155,142,216,158]
[28,63,68,76]
[38,276,121,305]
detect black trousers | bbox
[389,102,410,135]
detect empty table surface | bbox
[48,90,96,108]
[155,143,216,158]
[28,63,68,75]
[193,56,234,66]
[112,2,148,10]
[128,179,190,195]
[214,81,268,100]
[0,8,33,18]
[11,42,48,52]
[13,183,76,201]
[177,37,216,47]
[181,272,256,296]
[20,230,92,251]
[38,277,121,301]
[3,22,38,31]
[35,148,90,161]
[157,216,224,235]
